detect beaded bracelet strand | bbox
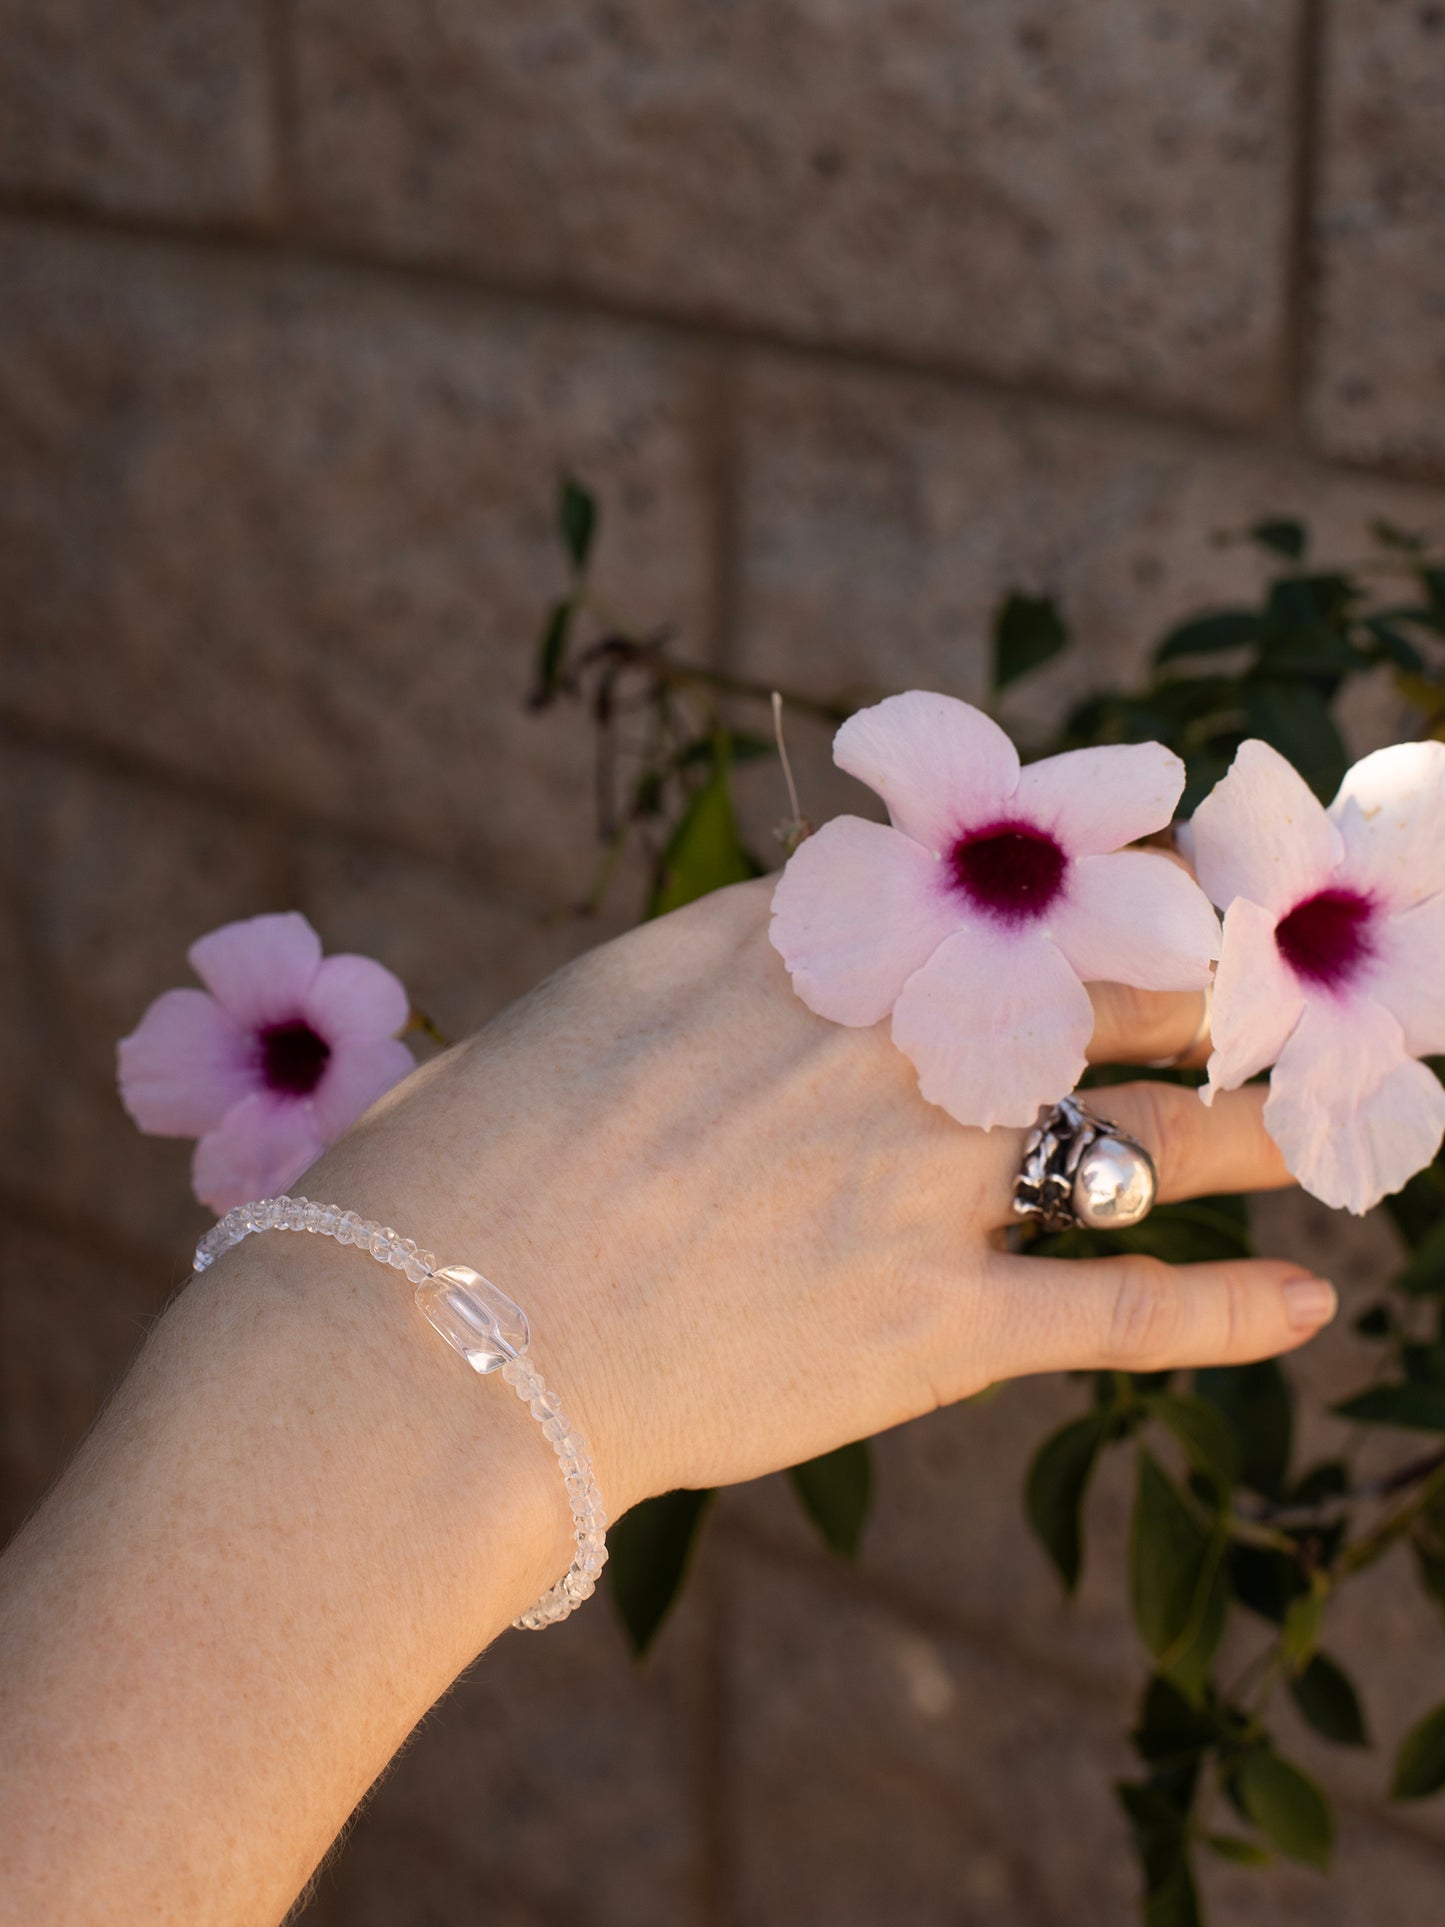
[193,1195,607,1630]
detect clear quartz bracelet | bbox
[192,1195,607,1630]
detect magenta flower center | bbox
[258,1018,332,1097]
[949,820,1068,923]
[1274,888,1375,990]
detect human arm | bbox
[0,878,1331,1925]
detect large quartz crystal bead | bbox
[414,1264,531,1373]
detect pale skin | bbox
[0,878,1332,1926]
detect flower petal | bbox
[1330,740,1445,910]
[191,1091,326,1214]
[1264,997,1445,1214]
[117,988,256,1137]
[833,692,1020,855]
[1204,897,1305,1101]
[889,922,1094,1131]
[769,816,962,1026]
[188,912,324,1029]
[1046,851,1220,991]
[1368,892,1445,1057]
[303,952,412,1042]
[1189,739,1343,915]
[312,1035,417,1141]
[1014,743,1186,857]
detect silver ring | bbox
[1144,982,1213,1071]
[1011,1094,1158,1233]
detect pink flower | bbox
[1191,738,1445,1214]
[768,691,1221,1129]
[119,912,416,1213]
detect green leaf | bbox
[1227,1543,1308,1626]
[1289,1652,1369,1747]
[558,475,597,573]
[788,1440,873,1559]
[1280,1588,1326,1669]
[1362,614,1425,673]
[1145,1862,1201,1927]
[1195,1360,1292,1497]
[1237,1748,1333,1869]
[530,596,575,708]
[1394,1216,1445,1297]
[1109,1200,1252,1268]
[1250,518,1308,560]
[993,591,1068,691]
[1392,1701,1445,1800]
[1371,518,1427,554]
[1117,1780,1201,1925]
[1385,1163,1445,1247]
[1148,1392,1239,1488]
[1129,1449,1228,1696]
[1025,1411,1108,1593]
[1242,680,1347,801]
[1132,1674,1224,1765]
[1155,611,1260,665]
[606,1488,715,1656]
[1332,1382,1445,1433]
[1204,1833,1271,1867]
[648,749,762,918]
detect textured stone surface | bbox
[1310,0,1445,473]
[293,0,1298,421]
[6,738,280,1261]
[332,1571,712,1927]
[0,1221,168,1540]
[724,1539,1445,1925]
[729,352,1445,843]
[0,221,718,900]
[294,830,637,1051]
[0,1,273,223]
[724,1538,1137,1923]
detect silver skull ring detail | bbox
[1011,1094,1158,1234]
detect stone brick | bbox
[723,1536,1138,1923]
[294,830,639,1051]
[0,1220,168,1540]
[5,739,280,1260]
[0,1,273,223]
[0,220,718,901]
[293,0,1298,421]
[723,1539,1445,1925]
[331,1568,712,1927]
[728,353,1445,844]
[728,1375,1140,1692]
[1309,0,1445,475]
[0,736,48,1200]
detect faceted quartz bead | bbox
[414,1264,532,1375]
[194,1197,601,1627]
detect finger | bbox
[978,1249,1337,1382]
[980,1080,1293,1228]
[1081,1080,1293,1205]
[1087,981,1212,1069]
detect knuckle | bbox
[1106,1258,1183,1368]
[1116,1080,1191,1198]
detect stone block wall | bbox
[3,5,1445,1922]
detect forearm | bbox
[0,1056,589,1925]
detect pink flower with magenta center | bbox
[768,691,1222,1129]
[1192,738,1445,1214]
[118,912,416,1213]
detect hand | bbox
[0,875,1335,1927]
[331,875,1331,1521]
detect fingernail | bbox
[1284,1276,1338,1331]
